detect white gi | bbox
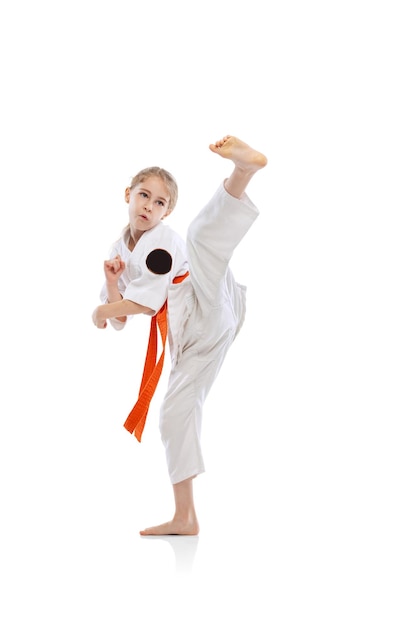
[101,183,259,484]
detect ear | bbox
[161,208,173,220]
[125,187,130,203]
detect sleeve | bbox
[123,248,173,315]
[123,226,187,316]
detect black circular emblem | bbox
[145,249,173,275]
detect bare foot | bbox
[209,135,268,171]
[140,518,199,536]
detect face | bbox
[125,175,172,240]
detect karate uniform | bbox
[101,183,259,484]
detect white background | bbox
[0,1,417,624]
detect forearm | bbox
[106,282,124,304]
[96,298,153,324]
[105,283,126,322]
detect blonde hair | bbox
[129,167,178,213]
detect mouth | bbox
[138,214,149,221]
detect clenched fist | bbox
[104,255,126,284]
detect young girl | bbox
[92,135,267,535]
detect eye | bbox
[139,191,148,198]
[156,200,165,206]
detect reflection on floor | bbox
[139,535,199,573]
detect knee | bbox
[186,220,199,250]
[186,212,209,249]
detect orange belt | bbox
[123,271,189,442]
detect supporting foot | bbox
[140,518,199,536]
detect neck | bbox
[128,230,143,251]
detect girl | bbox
[92,135,267,535]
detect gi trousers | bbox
[159,184,259,484]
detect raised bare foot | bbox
[139,518,199,536]
[209,135,268,171]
